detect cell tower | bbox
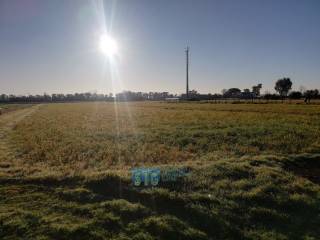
[185,46,189,99]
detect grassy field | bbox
[0,102,319,239]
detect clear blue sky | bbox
[0,0,319,95]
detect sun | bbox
[99,34,118,57]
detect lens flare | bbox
[99,34,118,57]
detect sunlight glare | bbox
[99,34,118,57]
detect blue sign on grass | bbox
[131,167,189,186]
[131,168,161,186]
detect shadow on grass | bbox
[1,154,320,239]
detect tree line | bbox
[0,92,177,103]
[1,78,319,103]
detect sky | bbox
[0,0,319,95]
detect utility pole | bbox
[185,46,189,99]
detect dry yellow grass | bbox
[2,101,319,177]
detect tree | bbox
[241,89,252,99]
[252,84,262,97]
[289,91,302,99]
[224,88,241,98]
[274,78,292,99]
[304,89,319,103]
[189,89,198,96]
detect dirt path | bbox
[0,105,41,177]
